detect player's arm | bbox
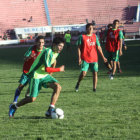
[49,60,57,75]
[78,45,82,65]
[76,35,82,65]
[96,36,107,63]
[119,30,124,56]
[24,46,35,61]
[44,50,65,73]
[45,65,65,73]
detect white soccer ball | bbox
[51,108,64,119]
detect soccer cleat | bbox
[117,69,122,73]
[75,83,79,92]
[9,105,17,117]
[93,88,96,92]
[45,107,55,117]
[109,74,114,80]
[9,102,17,109]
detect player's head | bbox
[52,37,65,53]
[35,35,45,50]
[113,19,119,29]
[86,23,94,34]
[107,24,113,29]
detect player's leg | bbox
[91,62,98,92]
[9,78,39,117]
[66,42,70,50]
[110,50,119,79]
[41,75,60,117]
[13,84,24,104]
[75,60,89,92]
[12,73,29,103]
[45,82,61,117]
[25,87,30,97]
[48,82,61,106]
[112,61,117,75]
[104,51,113,73]
[76,71,87,87]
[117,61,122,73]
[93,72,97,92]
[9,96,36,117]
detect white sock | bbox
[50,104,55,108]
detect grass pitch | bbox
[0,41,140,140]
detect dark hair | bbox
[107,24,113,28]
[53,37,65,45]
[86,23,94,30]
[35,35,44,42]
[113,19,119,25]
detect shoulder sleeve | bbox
[119,30,124,39]
[24,46,33,57]
[96,35,101,46]
[44,49,53,67]
[76,35,83,46]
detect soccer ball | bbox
[51,108,64,119]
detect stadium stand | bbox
[0,0,139,42]
[0,0,47,39]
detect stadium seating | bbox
[46,0,139,33]
[0,0,139,40]
[0,0,47,39]
[124,22,140,33]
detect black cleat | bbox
[75,83,79,92]
[45,107,55,117]
[93,88,96,92]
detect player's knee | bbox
[18,84,24,91]
[82,71,87,77]
[56,83,62,91]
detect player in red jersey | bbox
[11,36,46,104]
[75,23,107,92]
[105,19,123,79]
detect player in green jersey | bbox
[64,30,71,50]
[9,37,65,118]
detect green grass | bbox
[0,41,140,140]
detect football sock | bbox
[109,68,112,72]
[13,88,21,103]
[50,104,55,108]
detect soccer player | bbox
[105,19,123,79]
[11,35,46,104]
[116,29,127,73]
[75,23,107,92]
[64,30,71,50]
[9,37,65,117]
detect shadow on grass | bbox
[13,116,50,120]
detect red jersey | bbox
[105,29,120,52]
[81,34,98,63]
[23,46,42,73]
